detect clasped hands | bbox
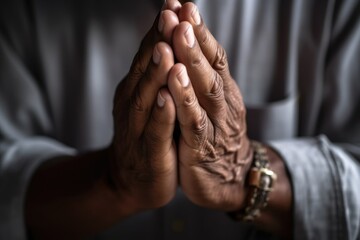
[110,1,253,214]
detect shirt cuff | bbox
[269,136,351,240]
[0,137,75,239]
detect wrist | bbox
[228,141,277,220]
[103,145,143,216]
[25,147,141,238]
[254,145,293,238]
[227,142,293,239]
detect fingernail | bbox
[158,12,165,32]
[192,6,201,25]
[184,25,195,48]
[157,91,166,107]
[177,67,190,87]
[153,45,161,64]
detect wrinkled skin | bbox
[24,2,291,239]
[110,0,252,212]
[168,3,253,211]
[110,4,181,210]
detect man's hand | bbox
[25,5,184,238]
[109,6,180,211]
[168,3,253,211]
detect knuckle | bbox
[190,51,204,68]
[199,23,210,46]
[191,110,208,135]
[209,72,224,99]
[183,91,197,108]
[213,44,228,72]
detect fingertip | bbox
[156,42,174,58]
[175,64,190,87]
[191,5,202,26]
[162,0,182,13]
[153,89,176,129]
[158,10,180,43]
[145,89,176,154]
[168,63,198,118]
[168,63,189,91]
[157,88,173,107]
[179,2,201,26]
[153,44,162,65]
[171,62,186,74]
[184,23,195,48]
[153,41,174,66]
[173,21,196,55]
[173,21,193,37]
[157,90,166,107]
[157,88,176,115]
[178,5,226,74]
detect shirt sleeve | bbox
[269,1,360,239]
[0,1,76,239]
[0,139,75,239]
[270,136,360,240]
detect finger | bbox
[158,10,180,44]
[144,88,176,162]
[144,89,177,203]
[129,42,175,137]
[125,8,179,94]
[162,0,182,13]
[167,63,213,149]
[178,3,245,120]
[172,22,226,120]
[178,3,232,82]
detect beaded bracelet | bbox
[228,141,277,222]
